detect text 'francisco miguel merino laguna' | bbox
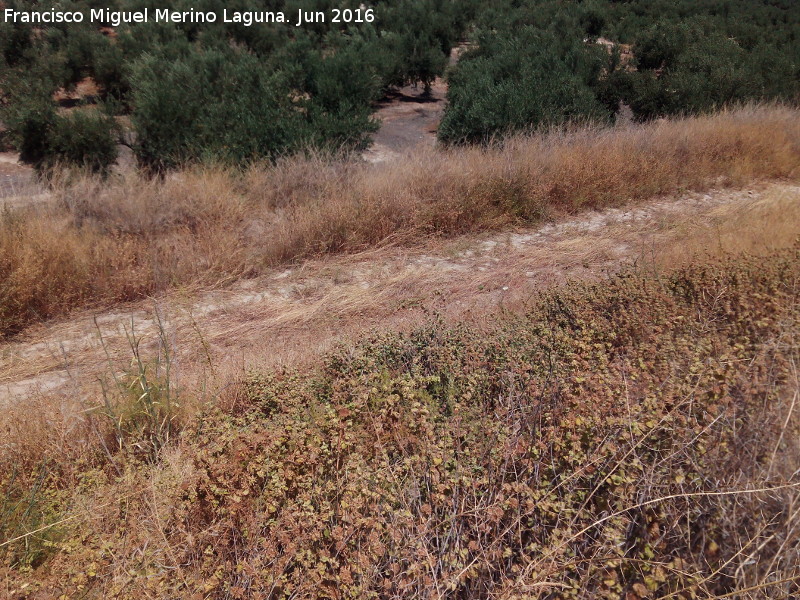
[3,7,376,27]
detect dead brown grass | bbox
[2,174,799,597]
[2,183,797,409]
[653,185,800,268]
[2,104,800,336]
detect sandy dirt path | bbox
[0,153,49,208]
[3,182,796,406]
[361,44,466,162]
[362,79,447,163]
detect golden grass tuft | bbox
[653,185,800,267]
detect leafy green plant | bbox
[439,27,612,144]
[44,109,119,175]
[97,314,178,463]
[130,45,378,170]
[1,75,117,174]
[0,463,67,570]
[1,95,57,166]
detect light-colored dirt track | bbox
[3,182,797,406]
[362,44,465,163]
[362,79,446,163]
[0,153,47,208]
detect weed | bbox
[96,312,179,463]
[0,462,67,570]
[3,248,798,597]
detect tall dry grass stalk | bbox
[2,104,800,336]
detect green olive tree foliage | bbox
[439,0,800,142]
[1,0,799,164]
[625,25,799,119]
[438,26,612,144]
[1,0,463,170]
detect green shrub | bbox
[131,44,379,170]
[130,49,305,170]
[3,97,117,174]
[3,98,57,166]
[0,20,33,68]
[45,110,119,174]
[610,19,800,120]
[439,28,611,144]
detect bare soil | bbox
[362,78,447,163]
[3,182,793,406]
[362,44,466,163]
[0,153,41,206]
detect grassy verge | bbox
[2,246,799,598]
[2,104,800,337]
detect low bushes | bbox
[2,248,799,597]
[1,101,117,174]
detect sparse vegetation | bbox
[2,245,799,597]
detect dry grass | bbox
[2,183,798,408]
[2,104,800,337]
[653,185,800,268]
[2,183,797,488]
[2,161,800,596]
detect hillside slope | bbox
[2,242,798,599]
